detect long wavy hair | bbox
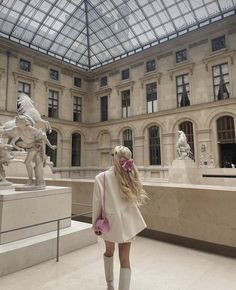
[113,145,147,205]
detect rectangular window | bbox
[100,76,108,87]
[176,49,187,63]
[48,90,59,118]
[176,74,190,107]
[73,96,82,122]
[50,69,59,81]
[74,77,81,87]
[20,59,31,72]
[101,96,108,121]
[212,35,226,52]
[212,63,230,100]
[146,82,157,113]
[146,60,156,72]
[121,69,129,80]
[121,90,130,118]
[18,81,31,97]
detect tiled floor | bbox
[1,236,236,290]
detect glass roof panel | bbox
[0,0,235,70]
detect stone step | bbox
[0,220,97,277]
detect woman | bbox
[92,145,147,290]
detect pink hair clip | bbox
[120,157,134,173]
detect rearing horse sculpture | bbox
[176,130,192,159]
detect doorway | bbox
[219,143,236,168]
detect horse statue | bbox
[17,92,52,133]
[176,130,192,159]
[0,93,52,151]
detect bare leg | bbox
[25,150,36,184]
[105,240,115,257]
[118,242,131,268]
[104,241,115,290]
[118,243,131,290]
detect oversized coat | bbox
[92,167,147,243]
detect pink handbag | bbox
[94,173,110,235]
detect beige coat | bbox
[92,167,147,243]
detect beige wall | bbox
[0,16,236,172]
[35,178,236,248]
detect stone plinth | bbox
[168,158,201,184]
[0,186,71,244]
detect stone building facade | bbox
[0,16,236,178]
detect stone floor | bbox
[0,236,236,290]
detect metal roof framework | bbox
[0,0,235,70]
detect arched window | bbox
[123,129,133,153]
[217,116,235,143]
[46,130,57,167]
[217,116,236,168]
[149,125,161,165]
[72,133,81,166]
[179,121,194,157]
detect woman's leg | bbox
[118,242,131,268]
[118,243,131,290]
[105,240,115,257]
[104,241,115,290]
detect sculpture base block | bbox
[15,184,46,191]
[169,158,201,184]
[0,186,71,244]
[0,220,97,277]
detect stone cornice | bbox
[70,88,87,96]
[95,87,112,97]
[139,71,162,86]
[12,71,38,88]
[168,62,195,80]
[115,80,135,93]
[44,81,65,95]
[202,50,235,71]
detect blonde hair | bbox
[113,145,147,205]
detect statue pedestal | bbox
[0,186,71,244]
[0,185,97,277]
[169,158,201,184]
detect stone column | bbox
[162,133,175,167]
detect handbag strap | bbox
[101,172,106,216]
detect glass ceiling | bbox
[0,0,235,70]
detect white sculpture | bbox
[0,115,56,188]
[176,130,192,159]
[0,93,56,189]
[0,93,52,151]
[17,92,52,133]
[0,140,13,185]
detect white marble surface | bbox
[0,236,236,290]
[0,221,97,277]
[0,186,72,243]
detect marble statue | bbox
[17,92,52,133]
[0,93,52,151]
[0,115,56,188]
[0,94,56,190]
[176,130,192,159]
[0,139,13,186]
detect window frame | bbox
[176,74,190,107]
[212,62,230,101]
[101,95,108,121]
[48,89,59,118]
[121,89,130,118]
[73,96,82,122]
